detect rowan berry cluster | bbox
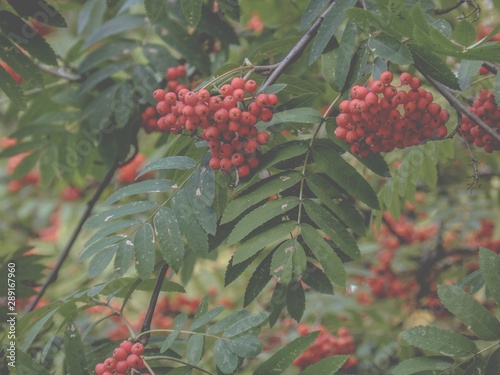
[94,341,149,375]
[459,89,500,152]
[152,76,274,177]
[293,325,357,370]
[334,71,450,157]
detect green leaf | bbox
[78,40,139,73]
[344,8,383,32]
[191,306,225,331]
[160,329,180,353]
[83,220,141,249]
[227,197,300,246]
[495,71,500,106]
[300,0,330,30]
[0,35,43,86]
[269,283,286,327]
[181,0,202,28]
[308,0,356,65]
[186,334,204,365]
[82,14,146,50]
[368,33,413,65]
[258,83,287,95]
[486,347,500,375]
[301,223,346,286]
[392,357,454,375]
[223,311,269,337]
[244,251,274,306]
[464,355,486,374]
[256,141,310,171]
[134,223,155,280]
[408,45,460,90]
[227,335,262,358]
[286,281,305,322]
[0,10,58,65]
[253,332,320,375]
[64,324,87,375]
[270,239,303,286]
[154,208,185,273]
[478,248,500,306]
[11,149,40,180]
[0,62,25,109]
[143,43,177,73]
[214,339,239,374]
[454,20,476,47]
[302,262,334,294]
[301,355,349,375]
[77,61,133,94]
[22,304,61,350]
[303,199,360,260]
[7,0,66,27]
[113,239,135,277]
[15,350,50,375]
[86,242,118,277]
[225,253,260,287]
[216,0,240,21]
[314,144,380,209]
[103,180,177,205]
[137,156,196,178]
[401,326,478,357]
[232,221,297,265]
[437,285,500,341]
[144,0,166,23]
[84,201,157,229]
[306,173,365,236]
[249,37,302,63]
[222,170,302,223]
[458,60,483,91]
[208,310,250,335]
[257,109,322,131]
[334,21,357,91]
[79,236,123,261]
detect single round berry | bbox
[126,354,144,369]
[244,80,258,93]
[380,71,393,85]
[231,77,245,90]
[120,340,133,353]
[131,342,145,356]
[237,164,250,178]
[113,348,128,361]
[231,153,245,166]
[95,363,106,375]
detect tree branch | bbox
[434,0,467,15]
[37,64,82,82]
[25,161,121,313]
[417,70,500,143]
[139,263,169,346]
[260,0,338,90]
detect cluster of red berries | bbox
[152,76,274,177]
[94,341,149,375]
[293,325,357,370]
[334,71,450,157]
[459,89,500,152]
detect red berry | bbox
[244,80,258,93]
[176,65,187,77]
[95,363,106,375]
[259,107,273,122]
[209,157,221,170]
[237,164,250,178]
[232,89,245,101]
[231,153,245,166]
[399,72,412,85]
[103,357,116,371]
[115,360,129,373]
[255,93,269,107]
[380,71,393,85]
[126,354,144,369]
[231,77,245,90]
[220,84,233,97]
[220,157,233,172]
[267,93,279,106]
[184,91,199,106]
[131,342,145,356]
[256,131,270,145]
[409,77,421,89]
[113,348,128,361]
[120,340,133,353]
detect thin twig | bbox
[418,70,500,143]
[482,62,497,75]
[434,0,467,15]
[139,263,169,346]
[260,0,338,90]
[25,160,121,313]
[37,64,82,82]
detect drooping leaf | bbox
[392,357,455,375]
[368,33,413,65]
[208,310,250,335]
[300,0,330,30]
[231,221,297,265]
[79,236,124,261]
[7,0,67,27]
[270,239,304,286]
[333,21,357,91]
[227,197,300,246]
[84,201,157,229]
[300,355,349,375]
[64,324,87,375]
[303,199,360,260]
[465,355,486,374]
[191,306,225,331]
[227,335,262,358]
[313,144,380,209]
[286,281,305,322]
[222,170,302,223]
[458,60,483,91]
[11,149,41,180]
[216,0,240,21]
[113,238,135,277]
[142,43,177,73]
[103,180,177,205]
[144,0,166,23]
[478,248,500,306]
[308,0,356,65]
[256,141,310,171]
[137,156,197,178]
[133,223,155,280]
[154,208,185,273]
[301,223,346,286]
[223,311,269,337]
[77,61,133,94]
[401,326,478,357]
[0,62,25,109]
[0,10,58,65]
[269,283,286,327]
[180,0,202,28]
[186,334,204,365]
[83,220,141,249]
[225,252,260,287]
[437,285,500,341]
[244,251,274,306]
[486,347,500,375]
[344,8,384,32]
[160,329,180,353]
[253,332,320,375]
[454,20,476,47]
[0,35,43,86]
[214,339,239,374]
[249,36,302,63]
[257,109,322,131]
[82,14,146,50]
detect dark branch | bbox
[434,0,467,15]
[417,70,500,143]
[25,161,120,313]
[482,62,497,75]
[260,0,337,90]
[139,263,170,346]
